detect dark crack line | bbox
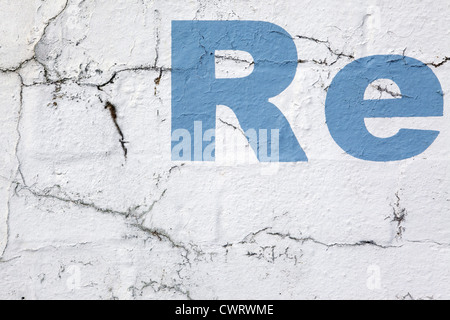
[369,84,411,99]
[296,35,355,66]
[154,68,163,86]
[427,57,450,68]
[0,256,21,264]
[218,118,247,138]
[15,75,26,185]
[105,102,128,159]
[135,189,167,221]
[397,292,434,301]
[2,74,26,258]
[134,224,190,256]
[215,54,255,66]
[153,10,161,69]
[18,184,130,217]
[96,66,171,91]
[0,58,36,74]
[237,228,400,250]
[246,245,302,265]
[267,232,397,249]
[0,1,69,74]
[14,184,198,266]
[132,279,192,300]
[389,192,407,240]
[406,240,450,247]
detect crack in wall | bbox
[0,256,21,264]
[0,1,69,75]
[104,102,128,159]
[153,9,161,70]
[4,179,449,299]
[1,74,26,259]
[406,239,450,248]
[132,224,192,259]
[427,57,450,68]
[0,58,36,75]
[267,232,397,249]
[11,183,198,263]
[246,245,302,265]
[0,1,71,80]
[7,179,411,264]
[130,278,192,300]
[218,118,247,138]
[9,182,205,293]
[135,189,167,221]
[215,54,256,66]
[235,227,400,250]
[369,84,411,99]
[296,35,355,66]
[18,185,131,217]
[96,66,171,92]
[0,0,71,260]
[397,292,435,300]
[390,192,407,240]
[17,242,92,255]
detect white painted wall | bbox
[0,0,449,300]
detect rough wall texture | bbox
[0,0,449,300]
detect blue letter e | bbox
[171,21,307,162]
[326,55,443,162]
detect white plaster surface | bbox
[0,0,449,300]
